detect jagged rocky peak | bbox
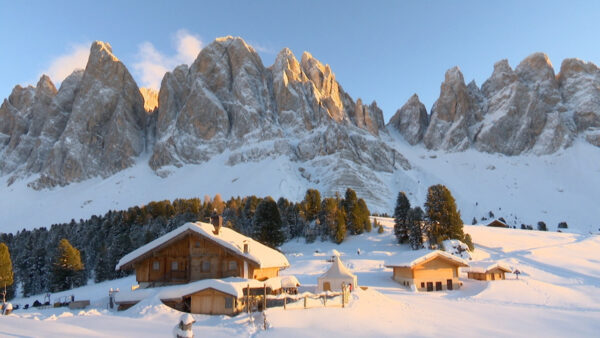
[31,40,147,188]
[515,52,557,87]
[300,51,345,122]
[557,58,600,144]
[388,94,429,145]
[481,59,517,97]
[423,66,482,151]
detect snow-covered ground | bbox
[2,135,599,235]
[3,218,599,337]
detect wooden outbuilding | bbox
[466,263,511,281]
[116,222,289,287]
[385,250,469,292]
[486,219,509,228]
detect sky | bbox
[1,0,599,122]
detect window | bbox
[447,279,453,290]
[202,261,211,272]
[195,241,201,248]
[224,297,233,309]
[421,282,425,288]
[171,261,178,271]
[435,282,442,291]
[228,261,237,271]
[153,261,160,271]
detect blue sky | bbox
[1,0,599,121]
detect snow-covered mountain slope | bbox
[2,134,599,235]
[3,219,599,337]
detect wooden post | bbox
[324,294,327,307]
[304,295,307,309]
[246,284,250,313]
[263,283,267,311]
[283,294,286,310]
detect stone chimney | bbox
[211,210,222,235]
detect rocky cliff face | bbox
[0,41,147,188]
[387,94,428,145]
[2,37,599,201]
[149,37,403,203]
[395,53,593,155]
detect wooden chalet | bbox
[486,219,509,228]
[116,220,290,288]
[385,250,469,292]
[466,262,511,281]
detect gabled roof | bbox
[487,219,509,227]
[385,250,469,268]
[319,256,356,279]
[465,262,512,274]
[115,222,289,270]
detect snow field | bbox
[2,217,599,336]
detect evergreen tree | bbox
[424,185,465,242]
[253,197,285,248]
[393,192,411,244]
[302,189,322,222]
[464,233,474,251]
[50,239,85,292]
[537,221,548,231]
[0,243,14,303]
[407,207,424,250]
[357,199,371,233]
[334,206,347,244]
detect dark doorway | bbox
[426,282,433,291]
[435,282,442,291]
[447,279,453,290]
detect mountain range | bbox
[1,37,599,233]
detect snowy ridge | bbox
[116,222,290,270]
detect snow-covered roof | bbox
[319,256,356,279]
[465,262,512,273]
[385,250,469,268]
[115,276,298,303]
[116,222,289,270]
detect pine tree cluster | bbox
[0,188,371,299]
[394,184,468,250]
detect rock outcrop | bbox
[423,67,482,151]
[420,53,592,154]
[388,94,429,145]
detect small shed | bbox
[486,219,509,228]
[317,256,357,292]
[466,262,512,281]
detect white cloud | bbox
[133,29,202,89]
[43,43,90,84]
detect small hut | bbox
[466,262,512,281]
[317,256,357,292]
[486,219,509,228]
